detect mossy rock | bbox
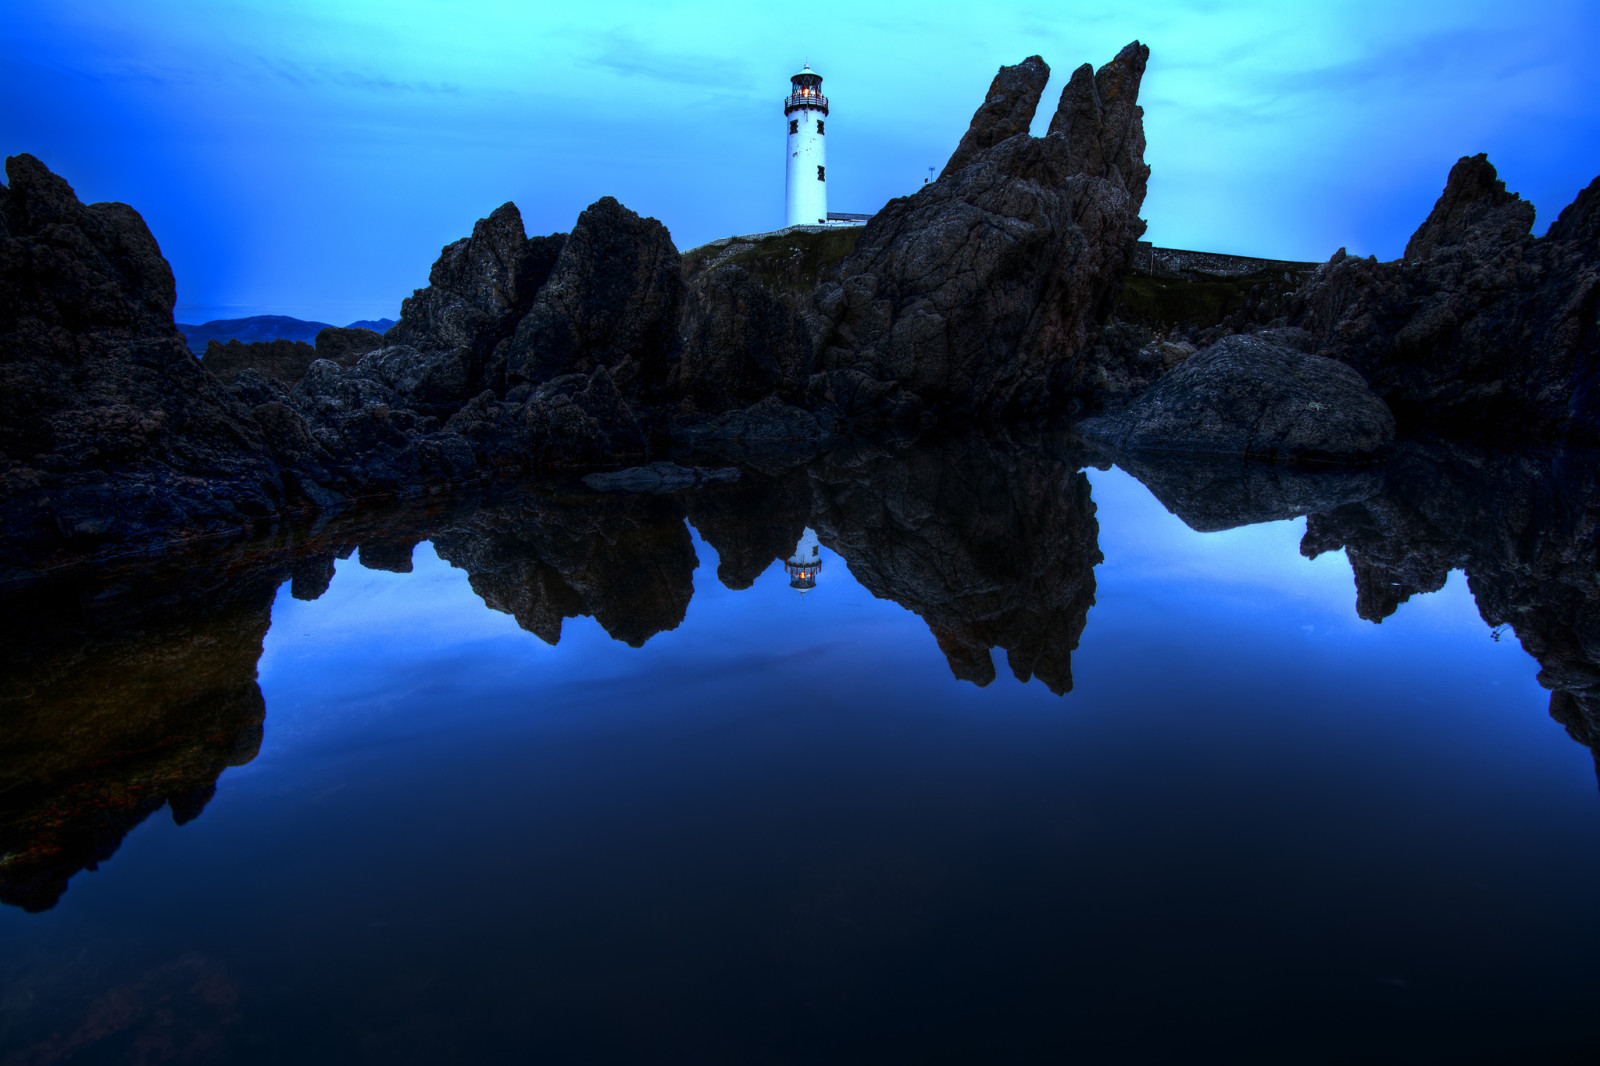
[1116,271,1308,330]
[683,228,862,297]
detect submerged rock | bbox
[1076,333,1396,463]
[582,461,739,494]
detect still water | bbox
[2,438,1598,1063]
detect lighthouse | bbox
[784,65,828,227]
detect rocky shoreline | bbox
[2,40,1597,573]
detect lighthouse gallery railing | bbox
[783,92,829,115]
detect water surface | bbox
[2,437,1598,1063]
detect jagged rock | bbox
[812,42,1151,421]
[386,202,565,395]
[0,154,289,571]
[506,196,682,399]
[939,55,1051,178]
[290,358,478,492]
[582,461,739,494]
[1547,174,1600,251]
[1404,154,1537,262]
[202,336,319,386]
[1046,45,1151,208]
[355,343,477,417]
[677,396,828,445]
[1077,333,1395,462]
[313,325,385,363]
[1241,155,1600,441]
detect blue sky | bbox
[4,0,1597,325]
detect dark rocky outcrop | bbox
[1076,333,1396,462]
[1233,155,1600,442]
[313,325,385,363]
[202,336,320,387]
[386,201,565,398]
[506,196,682,400]
[939,55,1052,179]
[811,42,1152,422]
[202,328,383,389]
[0,154,290,572]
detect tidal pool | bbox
[2,438,1598,1063]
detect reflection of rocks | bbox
[432,493,698,648]
[1109,451,1383,532]
[0,492,494,910]
[0,560,273,911]
[684,467,812,591]
[1301,441,1600,782]
[809,436,1100,694]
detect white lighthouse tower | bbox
[784,65,828,227]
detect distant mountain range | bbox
[176,315,395,355]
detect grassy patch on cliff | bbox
[1117,270,1310,330]
[683,227,861,296]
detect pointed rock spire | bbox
[939,55,1051,179]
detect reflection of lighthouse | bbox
[785,528,822,591]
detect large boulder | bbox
[0,154,289,570]
[810,42,1152,421]
[1076,333,1396,462]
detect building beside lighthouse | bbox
[784,66,829,226]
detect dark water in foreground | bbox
[2,437,1599,1064]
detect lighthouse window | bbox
[789,119,798,134]
[817,120,825,135]
[817,165,825,182]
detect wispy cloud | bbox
[580,31,753,92]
